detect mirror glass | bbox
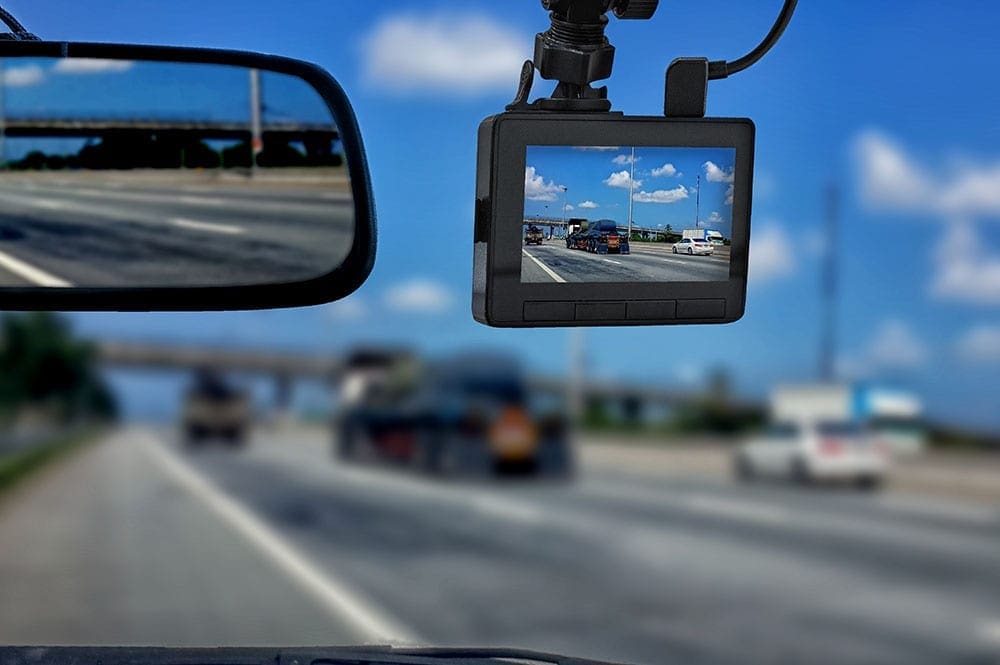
[0,57,354,289]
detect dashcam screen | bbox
[521,146,736,284]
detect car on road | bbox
[182,369,251,448]
[336,352,572,476]
[584,220,630,255]
[673,238,715,255]
[524,225,545,246]
[734,420,890,489]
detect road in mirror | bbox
[0,57,353,288]
[522,146,734,283]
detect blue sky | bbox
[4,1,1000,430]
[524,146,735,236]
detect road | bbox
[0,175,354,288]
[1,427,999,665]
[523,242,730,283]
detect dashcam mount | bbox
[508,0,709,118]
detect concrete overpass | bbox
[96,341,760,418]
[1,117,338,142]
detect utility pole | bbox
[627,145,635,238]
[695,174,701,227]
[249,68,263,176]
[562,185,568,225]
[568,328,586,430]
[820,183,839,382]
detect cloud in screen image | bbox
[521,146,736,284]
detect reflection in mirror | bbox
[0,57,354,289]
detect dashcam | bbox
[474,113,755,327]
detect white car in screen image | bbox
[734,421,891,489]
[672,238,715,256]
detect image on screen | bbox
[521,146,737,284]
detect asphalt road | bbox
[1,427,999,665]
[523,242,731,283]
[0,176,354,288]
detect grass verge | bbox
[0,429,101,497]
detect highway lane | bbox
[0,177,355,288]
[1,427,999,665]
[523,242,730,283]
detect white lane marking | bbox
[977,620,1000,647]
[171,218,246,235]
[36,200,68,211]
[137,431,419,645]
[602,258,623,265]
[179,196,229,207]
[878,495,1000,526]
[522,249,567,283]
[683,494,790,526]
[0,249,73,288]
[470,495,545,525]
[580,482,789,526]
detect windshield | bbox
[1,3,999,665]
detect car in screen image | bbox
[673,238,715,256]
[584,220,630,255]
[524,225,545,246]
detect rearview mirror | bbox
[0,42,375,310]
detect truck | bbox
[182,369,252,448]
[771,384,926,456]
[682,229,725,244]
[334,350,572,476]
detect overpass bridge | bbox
[96,341,759,419]
[1,117,338,142]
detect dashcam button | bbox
[575,302,627,321]
[627,300,677,320]
[677,299,727,319]
[524,301,575,322]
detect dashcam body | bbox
[473,113,755,328]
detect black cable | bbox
[707,0,798,80]
[0,4,38,40]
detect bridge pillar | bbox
[273,374,294,424]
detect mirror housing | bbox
[0,40,375,311]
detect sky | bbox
[3,1,1000,430]
[524,146,735,236]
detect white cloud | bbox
[866,319,929,369]
[525,166,564,202]
[651,163,678,178]
[384,279,454,313]
[632,186,689,204]
[724,184,735,206]
[705,211,725,225]
[361,13,528,94]
[2,65,44,87]
[604,170,643,189]
[704,161,735,184]
[579,200,599,209]
[53,59,134,74]
[930,223,1000,305]
[956,325,1000,363]
[749,225,796,283]
[324,297,368,322]
[612,153,640,166]
[855,130,1000,217]
[563,204,574,212]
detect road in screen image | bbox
[522,146,735,284]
